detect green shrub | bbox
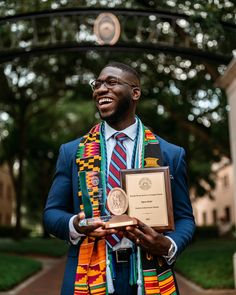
[0,225,31,238]
[193,225,219,240]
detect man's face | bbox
[92,66,139,125]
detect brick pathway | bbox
[17,258,65,295]
[1,257,235,295]
[0,257,65,295]
[176,273,236,295]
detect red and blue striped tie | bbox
[106,132,127,247]
[107,132,127,194]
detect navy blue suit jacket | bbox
[44,134,195,295]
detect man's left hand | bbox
[124,218,171,256]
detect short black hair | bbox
[104,61,140,83]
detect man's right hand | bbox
[73,212,117,238]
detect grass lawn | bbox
[0,253,42,291]
[0,237,69,257]
[2,237,234,291]
[0,237,69,291]
[175,238,236,289]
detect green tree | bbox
[0,0,235,234]
[0,54,97,236]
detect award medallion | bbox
[107,187,128,215]
[105,187,137,229]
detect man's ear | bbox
[132,87,141,101]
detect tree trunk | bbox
[15,109,26,239]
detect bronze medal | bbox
[107,187,128,215]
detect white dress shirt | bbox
[104,120,137,170]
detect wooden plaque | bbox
[120,167,174,232]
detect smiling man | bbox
[92,65,140,130]
[44,62,195,295]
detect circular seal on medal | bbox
[107,188,128,215]
[94,13,121,45]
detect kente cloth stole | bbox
[74,122,177,295]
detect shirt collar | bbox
[104,119,137,141]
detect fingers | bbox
[125,221,149,240]
[126,218,158,238]
[124,219,162,251]
[124,223,143,243]
[124,231,138,244]
[78,211,85,220]
[88,228,117,238]
[73,212,104,235]
[78,221,105,235]
[124,229,149,250]
[73,212,119,238]
[136,219,156,235]
[125,221,170,256]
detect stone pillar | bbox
[216,56,236,226]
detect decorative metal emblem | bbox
[144,157,159,167]
[94,13,121,45]
[91,175,99,186]
[138,177,152,190]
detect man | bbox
[44,62,195,295]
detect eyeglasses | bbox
[90,76,137,91]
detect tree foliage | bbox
[0,0,235,233]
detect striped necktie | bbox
[107,132,127,194]
[106,132,127,248]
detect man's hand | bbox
[124,218,171,256]
[73,212,117,238]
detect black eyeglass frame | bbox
[90,76,138,91]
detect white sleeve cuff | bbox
[163,236,178,265]
[69,215,85,245]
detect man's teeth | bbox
[99,98,112,105]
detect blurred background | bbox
[0,0,236,294]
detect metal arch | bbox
[0,43,231,64]
[1,7,236,25]
[0,8,200,22]
[0,7,235,64]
